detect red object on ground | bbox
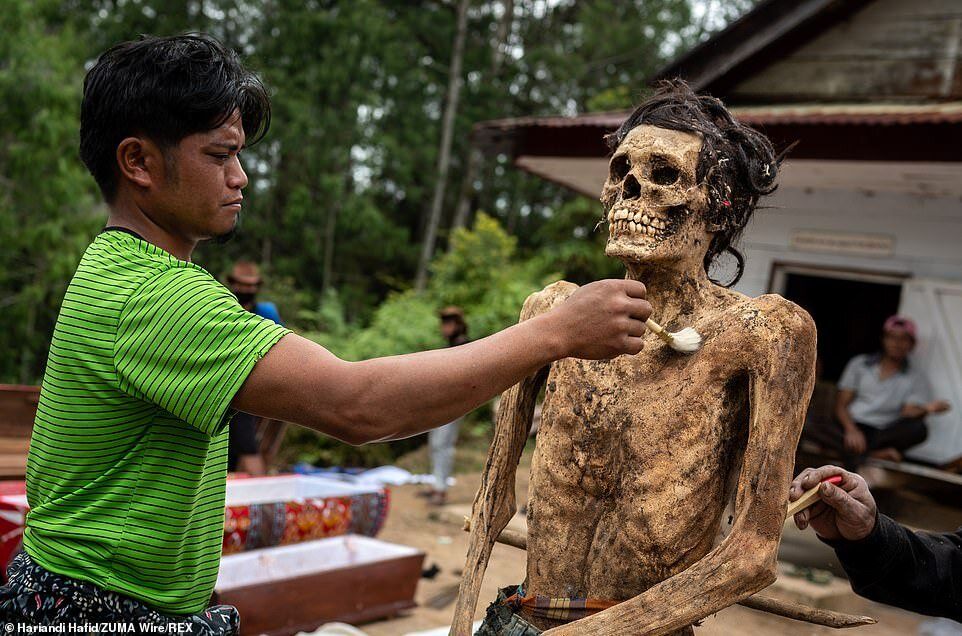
[0,475,392,579]
[0,481,28,579]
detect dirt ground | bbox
[350,440,930,636]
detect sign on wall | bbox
[790,229,895,257]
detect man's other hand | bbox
[927,400,951,414]
[843,427,867,455]
[547,279,652,360]
[790,465,877,541]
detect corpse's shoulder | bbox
[721,292,817,353]
[520,280,579,321]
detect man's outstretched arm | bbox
[792,466,962,621]
[232,279,651,445]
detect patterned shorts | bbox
[0,552,239,635]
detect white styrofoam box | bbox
[224,475,379,507]
[215,534,421,591]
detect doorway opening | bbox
[770,264,905,382]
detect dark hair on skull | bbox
[605,79,780,287]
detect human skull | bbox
[600,125,711,264]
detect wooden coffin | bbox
[223,475,390,553]
[215,535,424,636]
[0,385,39,478]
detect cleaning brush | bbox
[645,318,702,354]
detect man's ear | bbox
[116,136,166,190]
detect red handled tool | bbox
[786,475,843,519]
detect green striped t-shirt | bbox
[24,229,290,614]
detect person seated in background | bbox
[226,261,283,474]
[836,315,950,466]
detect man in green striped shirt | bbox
[1,35,652,632]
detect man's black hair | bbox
[606,80,781,287]
[80,33,270,202]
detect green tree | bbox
[0,0,103,382]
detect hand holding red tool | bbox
[786,475,843,519]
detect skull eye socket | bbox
[609,154,630,183]
[650,160,680,186]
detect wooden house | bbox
[474,0,962,465]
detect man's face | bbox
[882,331,915,361]
[229,279,260,297]
[440,317,461,339]
[228,277,260,307]
[149,110,248,242]
[600,125,712,267]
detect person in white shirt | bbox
[835,315,950,464]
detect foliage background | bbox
[0,0,756,465]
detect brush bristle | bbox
[667,327,702,353]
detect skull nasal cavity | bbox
[622,174,641,200]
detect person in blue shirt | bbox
[227,261,283,474]
[229,260,283,324]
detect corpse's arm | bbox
[545,298,817,636]
[451,281,578,636]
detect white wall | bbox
[735,184,962,298]
[735,178,962,464]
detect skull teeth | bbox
[608,208,669,235]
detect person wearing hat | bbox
[425,307,470,506]
[227,260,282,325]
[226,261,283,475]
[835,315,951,465]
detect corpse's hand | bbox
[790,465,877,541]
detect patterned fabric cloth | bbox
[508,589,617,622]
[475,584,618,635]
[0,552,239,635]
[475,586,542,636]
[347,490,390,537]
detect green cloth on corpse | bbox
[24,228,290,614]
[475,585,543,636]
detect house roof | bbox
[472,0,962,195]
[474,103,962,162]
[650,0,873,97]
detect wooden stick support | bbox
[462,518,877,630]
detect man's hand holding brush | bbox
[789,465,962,620]
[789,466,878,541]
[235,278,654,446]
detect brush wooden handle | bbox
[786,475,843,518]
[645,318,674,344]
